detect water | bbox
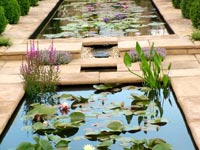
[36,0,169,39]
[0,84,196,150]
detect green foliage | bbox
[29,0,39,6]
[0,0,21,24]
[191,29,200,41]
[190,0,200,29]
[180,0,194,19]
[16,136,53,150]
[124,42,171,90]
[20,41,60,99]
[0,7,7,34]
[17,0,30,16]
[172,0,181,8]
[0,37,12,46]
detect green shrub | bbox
[0,7,7,34]
[0,37,12,46]
[180,0,194,19]
[172,0,181,8]
[190,0,200,29]
[17,0,30,16]
[0,0,21,24]
[191,30,200,41]
[29,0,39,6]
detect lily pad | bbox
[107,121,124,131]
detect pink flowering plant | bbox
[20,41,61,98]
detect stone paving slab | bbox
[171,77,200,98]
[0,83,24,102]
[118,40,150,51]
[83,37,118,46]
[164,54,197,62]
[0,117,9,135]
[59,72,100,85]
[178,96,200,122]
[0,66,20,75]
[59,65,81,74]
[149,38,195,49]
[69,58,122,67]
[0,75,23,84]
[188,121,200,149]
[169,68,200,78]
[117,62,141,72]
[163,60,200,70]
[100,71,143,83]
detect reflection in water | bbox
[37,0,168,39]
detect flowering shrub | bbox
[20,41,62,98]
[40,50,72,65]
[128,47,166,62]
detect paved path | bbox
[0,0,200,149]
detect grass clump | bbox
[0,37,12,47]
[191,30,200,41]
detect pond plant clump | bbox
[20,40,72,99]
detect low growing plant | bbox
[20,41,60,99]
[191,29,200,41]
[124,42,171,90]
[0,37,12,46]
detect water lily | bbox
[59,102,70,115]
[83,144,95,150]
[103,17,110,23]
[88,5,94,12]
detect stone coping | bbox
[0,0,200,149]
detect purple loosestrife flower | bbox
[49,41,55,65]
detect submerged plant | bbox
[124,42,171,90]
[20,41,60,99]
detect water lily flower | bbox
[59,102,70,115]
[83,144,95,150]
[88,5,93,12]
[115,13,121,20]
[103,17,110,23]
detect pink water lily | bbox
[59,102,70,115]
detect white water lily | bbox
[83,144,95,150]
